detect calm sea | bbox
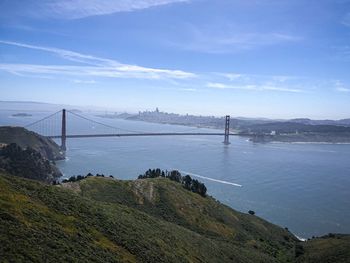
[1,109,350,239]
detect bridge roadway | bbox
[47,132,241,139]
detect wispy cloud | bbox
[0,40,118,66]
[0,40,196,80]
[73,79,97,84]
[0,63,195,80]
[178,88,197,92]
[216,73,243,81]
[207,82,256,90]
[208,72,306,93]
[334,80,350,92]
[217,72,297,83]
[170,24,301,54]
[336,87,350,92]
[0,40,344,95]
[262,86,304,93]
[207,82,304,93]
[44,0,189,19]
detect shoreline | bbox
[269,141,350,145]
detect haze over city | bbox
[1,0,350,118]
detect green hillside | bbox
[78,176,298,257]
[0,126,64,160]
[1,172,349,262]
[0,143,62,183]
[296,234,350,263]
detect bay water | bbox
[1,109,350,239]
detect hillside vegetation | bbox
[296,234,350,263]
[0,143,62,183]
[1,172,349,262]
[0,126,64,160]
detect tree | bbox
[168,170,182,183]
[197,182,207,197]
[137,168,207,198]
[69,176,76,182]
[183,175,192,190]
[77,175,85,181]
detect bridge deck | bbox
[47,132,239,139]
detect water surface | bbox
[1,110,349,238]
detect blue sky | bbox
[0,0,350,118]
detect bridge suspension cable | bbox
[66,110,216,134]
[66,110,149,134]
[24,110,62,128]
[24,110,62,137]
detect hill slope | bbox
[78,176,298,258]
[1,173,349,262]
[0,126,64,160]
[296,234,350,263]
[0,143,62,183]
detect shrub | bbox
[138,168,207,197]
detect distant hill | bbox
[241,122,350,134]
[289,118,350,127]
[1,173,349,262]
[239,122,350,143]
[0,126,64,160]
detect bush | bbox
[138,168,207,197]
[61,173,116,184]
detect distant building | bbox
[155,107,159,113]
[270,130,276,136]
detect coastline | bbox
[269,141,350,145]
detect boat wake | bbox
[178,170,242,187]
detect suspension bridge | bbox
[25,109,234,151]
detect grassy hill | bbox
[0,126,64,160]
[1,173,349,262]
[77,176,298,257]
[296,234,350,263]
